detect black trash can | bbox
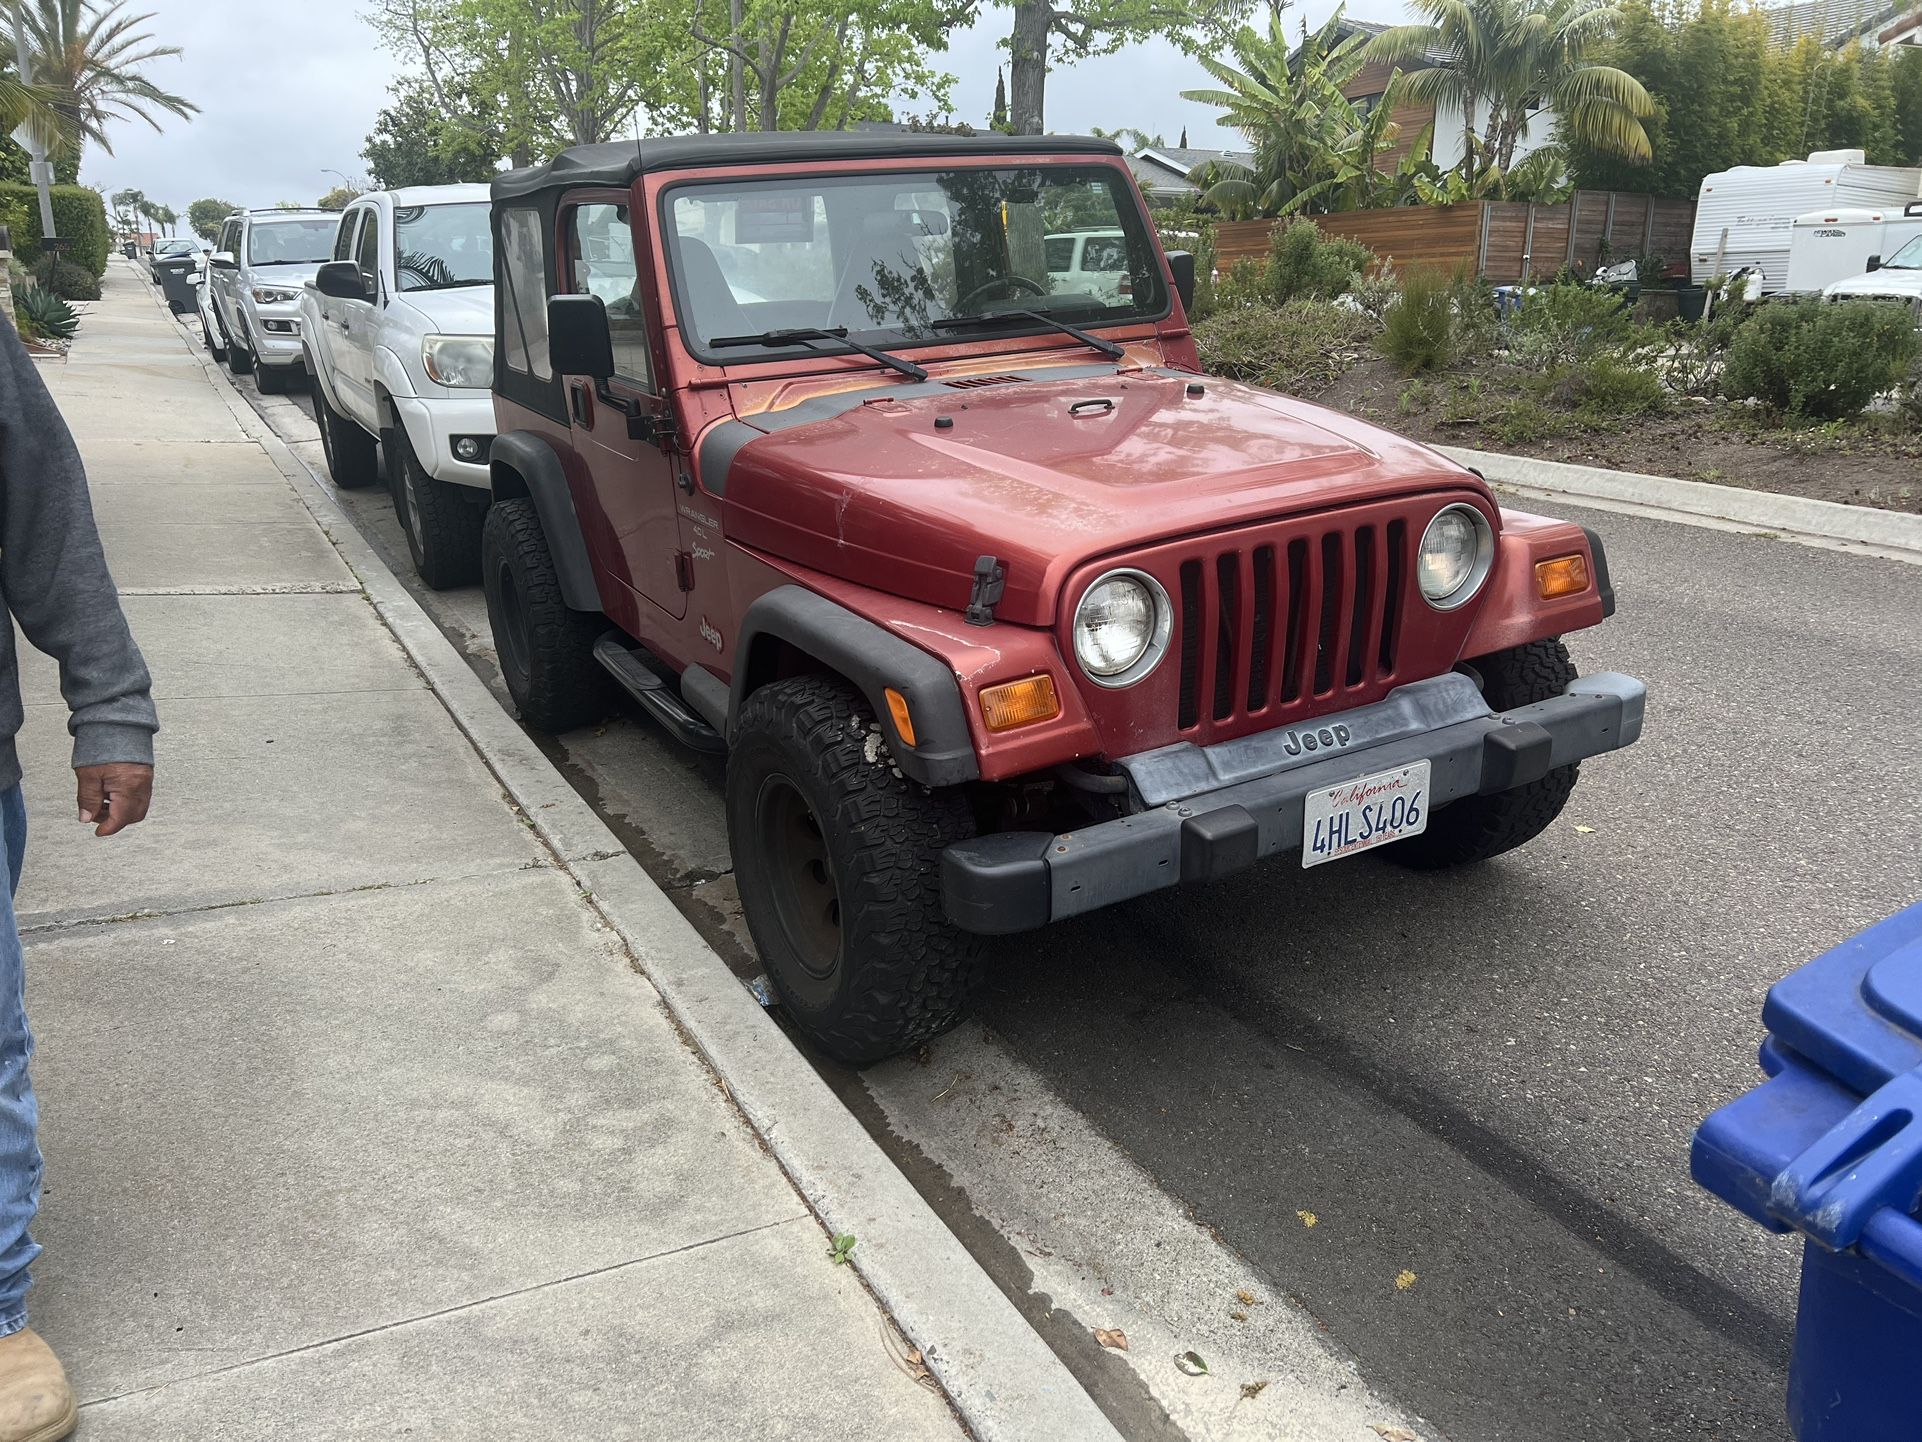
[157,258,197,314]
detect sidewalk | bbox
[14,263,969,1437]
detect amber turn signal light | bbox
[1535,554,1590,600]
[980,674,1061,733]
[883,687,917,747]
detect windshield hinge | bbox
[966,555,1006,627]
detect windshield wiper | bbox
[710,326,927,382]
[407,279,490,292]
[931,307,1125,360]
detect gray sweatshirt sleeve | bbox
[0,320,158,769]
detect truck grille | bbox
[1173,519,1408,733]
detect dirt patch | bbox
[1312,354,1922,516]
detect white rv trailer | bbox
[1691,150,1922,292]
[1785,204,1922,293]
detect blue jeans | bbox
[0,786,35,1336]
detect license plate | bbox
[1302,760,1430,868]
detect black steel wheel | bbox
[727,675,984,1065]
[389,427,483,589]
[480,498,608,733]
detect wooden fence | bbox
[1215,191,1697,283]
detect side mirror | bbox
[1165,250,1196,313]
[548,294,616,379]
[315,260,369,300]
[208,251,237,270]
[1867,254,1883,273]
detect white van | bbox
[1786,204,1922,293]
[1692,150,1922,292]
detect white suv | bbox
[207,209,339,393]
[301,185,495,588]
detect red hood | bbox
[718,367,1489,627]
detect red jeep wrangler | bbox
[481,132,1645,1063]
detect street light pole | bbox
[7,1,56,244]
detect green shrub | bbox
[1269,219,1374,304]
[1507,283,1635,369]
[1213,257,1269,311]
[0,184,110,278]
[30,253,99,302]
[16,285,77,341]
[1447,265,1499,357]
[1723,299,1921,420]
[1194,300,1378,395]
[1494,397,1560,445]
[1378,267,1455,373]
[1554,354,1670,422]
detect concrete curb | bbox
[148,272,1123,1442]
[1437,443,1922,563]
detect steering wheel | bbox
[956,273,1048,312]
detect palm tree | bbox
[22,0,196,165]
[1361,0,1651,182]
[1181,9,1405,218]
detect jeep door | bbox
[557,196,687,620]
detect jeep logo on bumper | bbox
[1281,724,1352,756]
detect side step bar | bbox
[592,634,728,754]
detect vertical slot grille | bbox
[1313,532,1342,696]
[1346,526,1375,688]
[1158,509,1413,737]
[1380,519,1406,674]
[1247,544,1276,710]
[1177,560,1202,731]
[1212,554,1239,721]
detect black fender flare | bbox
[731,587,979,788]
[487,432,601,613]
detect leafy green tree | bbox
[317,186,361,210]
[1363,0,1652,179]
[363,77,503,187]
[19,0,196,167]
[186,196,235,240]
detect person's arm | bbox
[0,320,158,836]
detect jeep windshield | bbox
[395,202,494,291]
[247,218,337,266]
[663,164,1166,362]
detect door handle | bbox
[570,381,592,427]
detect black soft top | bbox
[490,130,1125,201]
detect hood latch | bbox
[966,555,1006,627]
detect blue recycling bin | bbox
[1693,901,1922,1441]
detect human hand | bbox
[75,763,154,837]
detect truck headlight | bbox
[1418,503,1494,609]
[422,335,494,388]
[250,285,300,304]
[1073,569,1170,686]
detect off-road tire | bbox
[481,498,608,733]
[311,374,381,489]
[255,360,294,395]
[1389,638,1580,870]
[727,675,986,1065]
[389,427,483,589]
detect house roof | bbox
[1764,0,1908,47]
[1127,146,1255,197]
[492,131,1124,200]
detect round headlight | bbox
[1417,504,1493,609]
[1073,569,1171,686]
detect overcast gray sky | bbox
[80,0,1372,217]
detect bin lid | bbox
[1695,903,1922,1272]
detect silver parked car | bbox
[205,208,339,394]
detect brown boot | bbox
[0,1331,74,1442]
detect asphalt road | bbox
[241,368,1919,1442]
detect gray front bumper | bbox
[942,671,1646,934]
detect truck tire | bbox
[727,675,985,1065]
[255,361,293,395]
[311,377,381,490]
[390,428,482,589]
[481,498,608,733]
[1389,638,1580,870]
[225,329,254,374]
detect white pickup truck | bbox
[301,184,496,588]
